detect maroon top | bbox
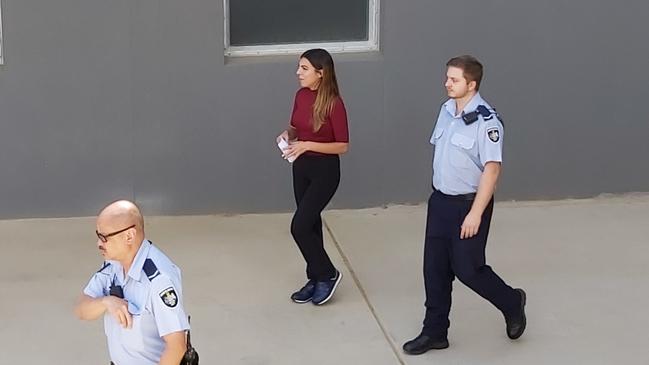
[290,88,349,151]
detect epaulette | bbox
[97,261,111,273]
[481,106,505,126]
[143,259,161,281]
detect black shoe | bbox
[402,333,449,355]
[312,270,342,305]
[290,280,316,303]
[506,288,527,340]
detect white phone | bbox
[277,138,296,163]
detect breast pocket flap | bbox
[450,133,475,149]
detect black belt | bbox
[433,188,476,201]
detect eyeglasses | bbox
[96,225,136,243]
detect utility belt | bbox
[433,188,476,201]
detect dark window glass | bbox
[229,0,369,46]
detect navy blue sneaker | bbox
[312,270,342,305]
[290,279,316,303]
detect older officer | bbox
[75,200,189,365]
[403,55,526,355]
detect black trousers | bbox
[422,190,519,337]
[291,154,340,281]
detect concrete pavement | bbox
[1,194,648,364]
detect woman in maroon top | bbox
[277,48,349,305]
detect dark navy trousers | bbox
[290,154,340,281]
[422,190,519,338]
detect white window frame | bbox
[0,3,4,65]
[224,0,380,57]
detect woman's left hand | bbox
[284,141,311,160]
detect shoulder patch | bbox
[159,287,178,308]
[143,259,161,281]
[487,127,500,143]
[97,261,111,273]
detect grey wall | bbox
[1,0,648,219]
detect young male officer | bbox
[403,55,527,355]
[75,200,189,365]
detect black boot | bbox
[506,288,527,340]
[402,333,449,355]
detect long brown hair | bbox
[300,48,340,132]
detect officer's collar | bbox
[444,92,484,118]
[126,239,152,282]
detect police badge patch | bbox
[487,127,500,143]
[159,287,178,308]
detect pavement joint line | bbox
[324,218,407,365]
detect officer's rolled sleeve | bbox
[478,119,504,165]
[151,276,190,337]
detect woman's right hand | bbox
[277,130,289,144]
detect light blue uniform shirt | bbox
[430,93,504,195]
[84,240,190,365]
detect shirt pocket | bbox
[449,133,476,168]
